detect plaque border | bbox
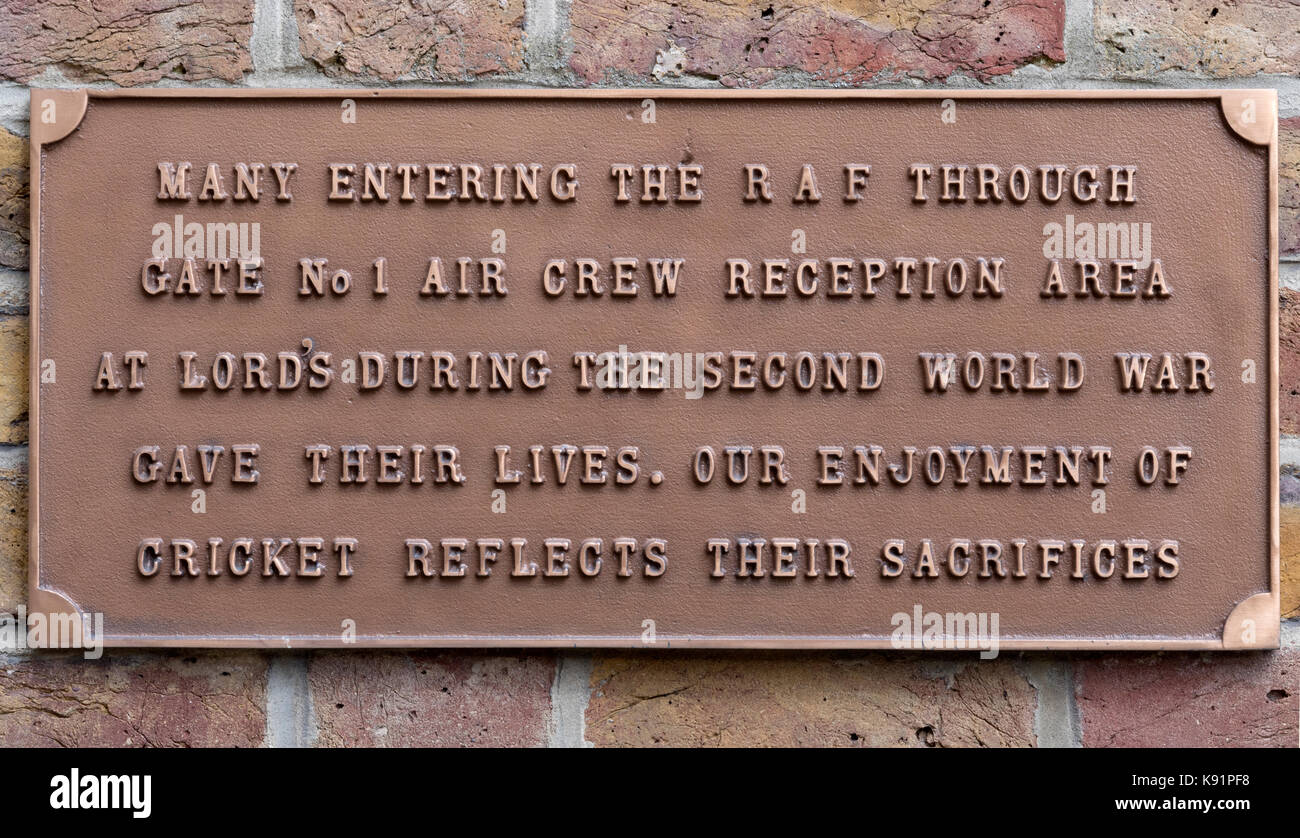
[27,88,1281,650]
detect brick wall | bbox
[0,0,1295,747]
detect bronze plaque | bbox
[28,89,1279,650]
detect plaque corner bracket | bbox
[26,585,83,621]
[1221,592,1280,650]
[1218,89,1277,146]
[28,89,89,146]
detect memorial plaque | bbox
[29,89,1279,649]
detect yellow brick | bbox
[587,654,1036,747]
[1281,506,1300,620]
[0,317,26,443]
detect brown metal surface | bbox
[29,89,1279,649]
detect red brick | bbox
[569,0,1065,86]
[1095,0,1300,79]
[295,0,525,81]
[586,653,1037,747]
[1283,117,1299,259]
[1283,288,1300,435]
[309,652,553,746]
[0,0,254,86]
[0,652,268,747]
[1076,651,1298,747]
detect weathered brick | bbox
[0,273,25,314]
[1284,288,1300,434]
[0,0,254,86]
[0,451,26,615]
[569,0,1065,86]
[0,317,25,445]
[0,652,267,747]
[1284,117,1299,259]
[1283,473,1300,504]
[0,127,27,272]
[1095,0,1300,79]
[1076,650,1298,747]
[309,652,553,746]
[295,0,525,81]
[1283,507,1300,620]
[586,654,1037,747]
